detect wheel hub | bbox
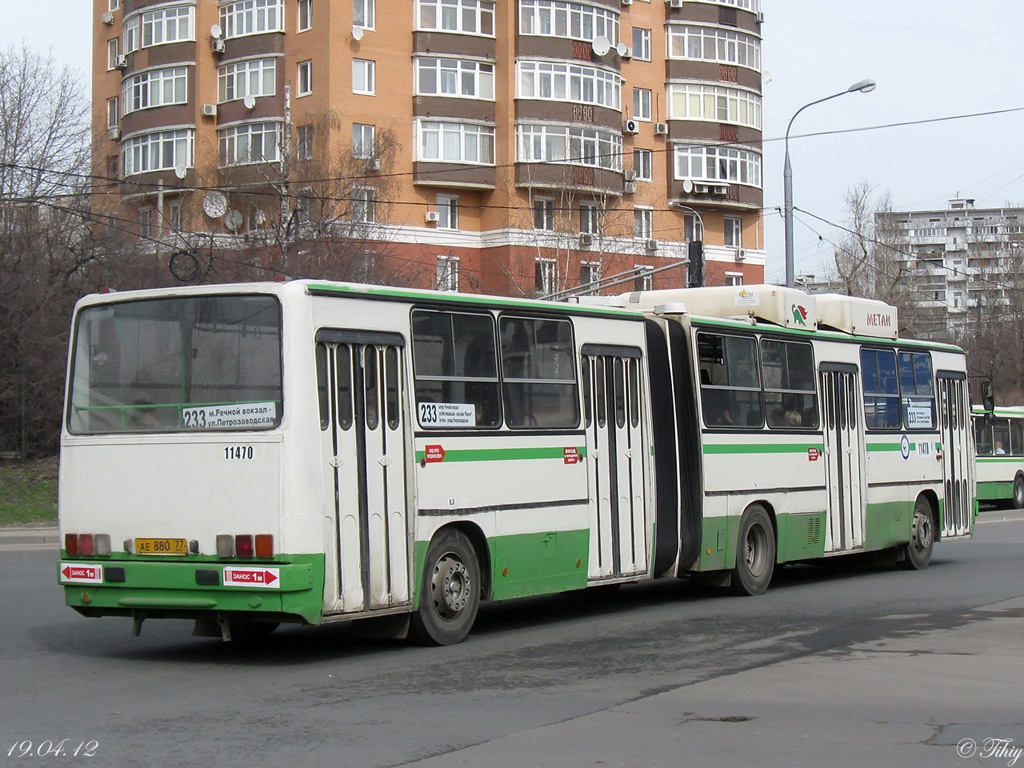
[432,555,470,618]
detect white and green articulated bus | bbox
[972,405,1024,509]
[58,281,976,644]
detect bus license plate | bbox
[135,538,188,555]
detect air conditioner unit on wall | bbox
[654,123,669,136]
[101,11,114,24]
[579,233,593,246]
[646,239,658,251]
[621,0,632,5]
[115,54,128,69]
[623,169,636,182]
[621,47,632,59]
[213,38,226,53]
[425,211,440,223]
[667,0,684,8]
[623,119,640,135]
[108,126,120,140]
[623,182,637,194]
[201,103,217,117]
[736,248,747,260]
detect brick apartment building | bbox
[92,0,766,295]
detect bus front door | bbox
[938,373,972,537]
[820,366,866,553]
[317,335,411,615]
[583,351,648,581]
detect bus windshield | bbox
[67,294,282,433]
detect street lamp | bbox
[783,78,876,288]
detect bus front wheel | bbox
[899,498,934,571]
[729,505,775,596]
[409,529,480,646]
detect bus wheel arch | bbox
[409,524,488,646]
[729,503,776,596]
[899,494,936,571]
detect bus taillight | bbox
[64,533,111,557]
[235,535,254,558]
[255,535,274,558]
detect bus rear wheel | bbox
[409,529,480,646]
[899,498,934,570]
[729,504,775,596]
[1012,475,1024,510]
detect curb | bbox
[0,527,60,547]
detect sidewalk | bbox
[0,526,60,548]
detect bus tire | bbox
[729,504,775,596]
[899,497,934,571]
[409,529,480,646]
[1013,475,1024,510]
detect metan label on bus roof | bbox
[816,294,899,340]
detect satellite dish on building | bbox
[174,165,187,180]
[616,41,628,58]
[210,24,222,39]
[591,36,611,56]
[682,179,694,194]
[202,191,228,219]
[243,94,256,110]
[352,25,364,41]
[253,210,268,226]
[224,209,243,231]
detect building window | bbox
[580,202,600,234]
[535,259,556,294]
[417,57,494,100]
[517,61,621,110]
[685,212,704,242]
[437,195,459,229]
[106,97,119,128]
[634,207,653,240]
[297,60,312,96]
[517,124,622,171]
[632,88,652,121]
[353,59,375,94]
[297,124,314,160]
[122,67,188,114]
[218,58,276,102]
[218,122,281,166]
[437,256,459,291]
[533,197,555,230]
[725,272,743,286]
[354,0,375,28]
[139,207,153,241]
[667,83,762,129]
[122,129,194,175]
[297,0,312,31]
[667,24,761,72]
[109,0,120,10]
[168,200,183,232]
[124,5,195,51]
[352,123,375,158]
[419,0,494,36]
[674,145,762,188]
[107,38,120,70]
[724,216,742,248]
[519,0,618,45]
[353,186,376,223]
[632,28,651,61]
[419,120,495,164]
[220,0,284,39]
[633,148,652,181]
[580,261,600,294]
[634,266,654,291]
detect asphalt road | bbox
[1,510,1022,768]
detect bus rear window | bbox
[68,295,282,433]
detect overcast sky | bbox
[3,0,1023,284]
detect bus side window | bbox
[974,418,993,456]
[1011,418,1024,456]
[316,343,329,430]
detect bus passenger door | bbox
[937,373,972,537]
[819,366,865,552]
[583,349,648,581]
[316,333,410,615]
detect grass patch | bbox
[0,457,59,527]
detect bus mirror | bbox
[981,380,994,412]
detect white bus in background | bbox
[972,405,1024,509]
[57,281,975,644]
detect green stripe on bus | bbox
[415,446,586,462]
[703,443,823,455]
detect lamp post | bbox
[783,79,876,288]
